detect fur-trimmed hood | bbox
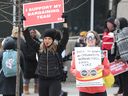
[39,42,57,54]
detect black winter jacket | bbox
[23,27,69,80]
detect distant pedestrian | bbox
[70,31,110,96]
[0,36,25,96]
[75,31,87,47]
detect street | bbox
[0,82,118,96]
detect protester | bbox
[23,20,69,96]
[23,28,41,94]
[0,36,25,96]
[3,27,41,94]
[102,17,116,62]
[2,26,26,70]
[2,26,26,53]
[70,31,110,96]
[111,17,128,96]
[75,31,87,47]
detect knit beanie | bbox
[43,29,61,41]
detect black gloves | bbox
[62,13,68,23]
[61,70,68,82]
[21,14,26,21]
[62,13,68,28]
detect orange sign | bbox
[23,0,64,27]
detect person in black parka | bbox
[0,37,25,96]
[22,28,41,94]
[23,21,69,96]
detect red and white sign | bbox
[23,0,64,27]
[110,61,128,76]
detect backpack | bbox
[2,50,17,77]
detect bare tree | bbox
[111,0,121,18]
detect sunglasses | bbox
[86,32,96,41]
[86,36,96,41]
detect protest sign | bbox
[74,47,103,87]
[110,61,128,76]
[23,0,64,27]
[101,50,128,76]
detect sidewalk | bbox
[62,82,118,96]
[0,82,118,96]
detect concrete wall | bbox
[117,0,128,19]
[109,0,128,19]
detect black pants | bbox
[117,71,128,96]
[115,74,123,94]
[39,77,61,96]
[79,91,107,96]
[3,94,21,96]
[108,50,115,63]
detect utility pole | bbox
[15,0,21,96]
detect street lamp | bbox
[13,0,17,26]
[90,0,94,31]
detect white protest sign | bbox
[74,47,103,87]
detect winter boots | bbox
[23,84,29,95]
[23,84,39,94]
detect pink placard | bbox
[110,61,128,76]
[23,0,64,27]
